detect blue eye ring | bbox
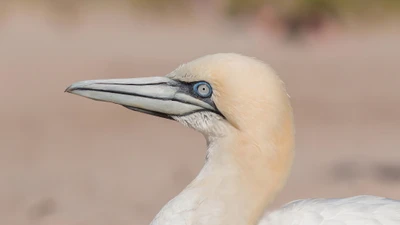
[193,81,213,98]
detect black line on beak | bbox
[95,82,177,86]
[70,87,219,113]
[123,105,174,120]
[69,87,171,101]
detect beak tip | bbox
[65,85,74,93]
[65,80,96,94]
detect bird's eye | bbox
[193,82,212,98]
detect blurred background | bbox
[0,0,399,224]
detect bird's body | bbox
[262,195,400,225]
[66,53,400,225]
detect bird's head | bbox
[67,54,295,218]
[66,53,293,145]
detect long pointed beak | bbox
[65,77,218,120]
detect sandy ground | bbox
[0,5,399,225]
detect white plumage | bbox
[262,195,400,225]
[67,53,400,225]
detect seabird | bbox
[66,53,400,225]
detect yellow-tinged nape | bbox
[165,53,295,225]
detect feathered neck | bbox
[150,109,295,225]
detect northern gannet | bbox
[66,53,400,225]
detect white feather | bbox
[261,195,400,225]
